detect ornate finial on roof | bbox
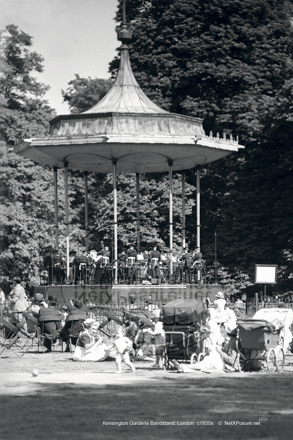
[117,0,132,44]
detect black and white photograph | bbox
[1,1,293,439]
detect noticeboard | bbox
[255,264,277,284]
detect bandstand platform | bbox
[34,283,221,308]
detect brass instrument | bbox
[126,256,135,268]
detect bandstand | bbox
[15,1,244,306]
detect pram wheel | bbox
[190,353,197,364]
[197,353,205,363]
[267,348,276,373]
[275,347,285,373]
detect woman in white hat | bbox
[72,319,109,362]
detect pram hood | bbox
[162,298,207,326]
[237,318,283,334]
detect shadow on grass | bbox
[1,375,293,440]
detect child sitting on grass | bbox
[114,327,136,374]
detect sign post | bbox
[255,264,278,305]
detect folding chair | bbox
[0,317,35,358]
[23,312,39,350]
[38,314,63,353]
[66,314,86,353]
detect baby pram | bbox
[236,319,285,373]
[162,298,208,368]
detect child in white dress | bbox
[113,327,136,373]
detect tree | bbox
[109,0,293,289]
[61,75,113,113]
[0,25,53,144]
[0,25,65,281]
[86,172,195,253]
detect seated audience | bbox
[60,300,87,352]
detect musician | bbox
[143,250,150,264]
[93,246,111,284]
[43,250,52,269]
[118,249,127,283]
[69,250,77,284]
[100,246,112,284]
[126,246,137,284]
[42,250,53,284]
[192,247,205,283]
[159,251,169,283]
[52,249,64,284]
[86,252,96,284]
[102,246,110,259]
[193,247,203,261]
[76,251,89,285]
[181,248,193,283]
[150,246,161,279]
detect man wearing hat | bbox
[26,293,48,318]
[60,299,87,352]
[38,295,63,353]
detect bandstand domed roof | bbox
[15,17,244,173]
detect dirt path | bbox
[1,351,293,439]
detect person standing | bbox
[9,277,28,325]
[181,248,192,283]
[0,286,5,318]
[192,247,204,283]
[149,246,161,279]
[126,246,137,284]
[118,249,127,283]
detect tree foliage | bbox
[0,25,58,280]
[109,0,293,289]
[61,75,113,113]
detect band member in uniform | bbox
[93,246,111,284]
[192,247,205,283]
[42,250,52,284]
[149,246,161,279]
[100,246,111,284]
[126,246,137,284]
[86,252,96,284]
[193,247,203,261]
[52,249,64,284]
[159,250,169,283]
[118,249,127,284]
[76,251,89,285]
[69,250,77,284]
[181,248,192,283]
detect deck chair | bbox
[38,314,63,353]
[101,311,124,326]
[22,312,39,351]
[0,317,35,358]
[65,314,86,353]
